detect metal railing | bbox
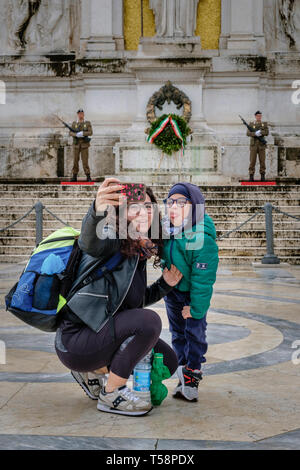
[0,202,299,264]
[217,202,300,264]
[0,202,70,246]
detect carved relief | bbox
[0,0,80,53]
[264,0,300,51]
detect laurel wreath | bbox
[147,114,191,156]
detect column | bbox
[81,0,124,55]
[219,0,265,53]
[112,0,124,50]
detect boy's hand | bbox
[182,305,192,319]
[162,264,183,287]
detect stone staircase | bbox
[0,183,299,264]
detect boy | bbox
[162,183,219,402]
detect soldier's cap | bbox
[255,110,262,115]
[77,109,84,113]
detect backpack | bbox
[5,226,122,333]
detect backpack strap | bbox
[57,239,82,298]
[67,251,123,300]
[73,251,123,293]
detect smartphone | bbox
[108,182,146,203]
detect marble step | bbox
[217,248,300,257]
[0,210,299,223]
[1,189,299,198]
[1,190,299,198]
[1,206,299,219]
[217,256,300,265]
[1,253,299,265]
[1,220,299,232]
[0,183,298,264]
[1,198,299,209]
[1,215,299,226]
[0,255,289,265]
[1,243,299,256]
[217,238,300,248]
[0,184,299,193]
[1,236,299,248]
[1,228,299,239]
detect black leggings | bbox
[55,308,178,379]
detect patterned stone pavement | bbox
[0,261,300,450]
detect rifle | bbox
[54,114,91,144]
[239,115,267,145]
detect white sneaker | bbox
[172,381,183,398]
[97,385,153,416]
[176,366,202,402]
[71,371,106,400]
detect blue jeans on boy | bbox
[164,288,208,371]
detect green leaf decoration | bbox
[147,114,191,155]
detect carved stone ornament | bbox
[146,81,192,125]
[0,0,80,53]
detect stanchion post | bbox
[35,202,43,246]
[261,203,280,264]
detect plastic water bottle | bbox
[133,350,153,401]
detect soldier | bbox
[247,111,269,182]
[70,109,93,182]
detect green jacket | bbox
[161,214,219,319]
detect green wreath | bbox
[147,114,191,155]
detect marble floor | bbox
[0,261,299,450]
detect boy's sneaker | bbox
[176,366,203,402]
[71,371,106,400]
[97,385,153,417]
[172,381,183,398]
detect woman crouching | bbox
[55,177,182,416]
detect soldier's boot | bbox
[71,174,77,182]
[86,174,92,182]
[261,174,265,182]
[249,174,254,182]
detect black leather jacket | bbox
[64,200,173,333]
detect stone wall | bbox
[0,0,299,182]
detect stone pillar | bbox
[112,0,125,51]
[219,0,265,53]
[81,0,124,56]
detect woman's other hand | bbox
[162,264,183,287]
[182,306,192,319]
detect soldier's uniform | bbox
[70,118,93,179]
[247,114,269,179]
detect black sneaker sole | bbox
[71,371,98,400]
[97,402,153,416]
[172,391,198,403]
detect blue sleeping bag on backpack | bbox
[5,226,123,333]
[5,227,81,332]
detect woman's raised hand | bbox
[95,177,126,213]
[162,264,183,287]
